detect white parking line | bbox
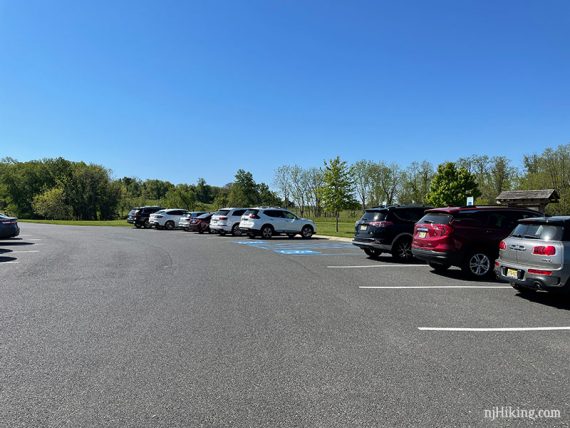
[418,327,570,332]
[328,264,428,269]
[1,261,19,264]
[10,250,39,253]
[360,286,512,289]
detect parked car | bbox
[496,216,570,295]
[239,207,316,239]
[188,212,214,234]
[0,214,20,239]
[179,211,209,231]
[127,206,163,228]
[149,209,190,230]
[352,205,430,261]
[210,208,248,236]
[412,206,542,278]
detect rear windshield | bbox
[418,213,452,225]
[361,210,387,222]
[511,223,564,241]
[128,209,138,215]
[244,209,259,216]
[197,213,211,219]
[216,210,230,216]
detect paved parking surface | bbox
[1,224,568,427]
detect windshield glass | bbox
[361,211,387,222]
[511,223,563,241]
[216,210,230,216]
[418,213,452,225]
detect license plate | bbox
[418,231,427,238]
[506,268,519,279]
[360,225,367,231]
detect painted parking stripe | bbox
[328,264,428,269]
[360,286,512,289]
[10,250,40,253]
[418,326,570,332]
[1,261,19,264]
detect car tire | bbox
[392,237,413,262]
[232,224,242,236]
[462,250,493,278]
[428,262,450,272]
[165,221,175,230]
[300,225,314,239]
[261,225,273,239]
[364,248,382,259]
[143,220,151,229]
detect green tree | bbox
[32,187,73,220]
[164,184,197,210]
[426,162,481,207]
[320,157,355,232]
[227,169,260,207]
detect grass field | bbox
[19,218,356,238]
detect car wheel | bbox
[300,225,314,239]
[143,220,151,229]
[135,224,142,229]
[428,262,450,272]
[287,234,296,239]
[364,248,382,259]
[462,251,492,278]
[165,221,175,230]
[261,225,273,239]
[392,237,413,262]
[232,224,242,236]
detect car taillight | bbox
[369,221,394,227]
[1,220,16,224]
[532,245,556,256]
[499,241,507,250]
[249,214,260,219]
[156,215,163,218]
[218,216,227,220]
[528,268,553,276]
[432,224,452,237]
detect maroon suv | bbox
[411,206,541,278]
[189,212,213,234]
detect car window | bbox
[418,213,452,225]
[233,209,246,217]
[283,211,297,220]
[511,223,564,241]
[197,213,211,219]
[265,210,283,218]
[453,211,488,227]
[392,209,422,222]
[244,209,259,216]
[215,210,230,216]
[362,210,387,222]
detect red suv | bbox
[411,206,541,278]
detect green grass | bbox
[314,221,355,238]
[19,219,131,227]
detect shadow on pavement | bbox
[0,255,17,263]
[516,291,570,310]
[0,241,35,246]
[366,255,426,265]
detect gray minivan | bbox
[495,216,570,295]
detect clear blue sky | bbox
[1,0,569,186]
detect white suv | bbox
[239,208,316,239]
[149,209,189,230]
[210,208,249,236]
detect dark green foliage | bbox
[426,162,481,207]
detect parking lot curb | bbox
[314,234,353,243]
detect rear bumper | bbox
[352,239,392,252]
[240,227,261,235]
[411,248,461,265]
[495,262,569,292]
[210,224,232,233]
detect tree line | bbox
[1,143,569,221]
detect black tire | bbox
[392,237,413,262]
[300,225,314,239]
[364,248,382,259]
[143,220,151,229]
[462,251,493,278]
[232,223,242,236]
[165,221,175,231]
[135,224,142,229]
[287,234,296,239]
[261,225,273,239]
[429,262,451,272]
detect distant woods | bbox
[1,143,569,220]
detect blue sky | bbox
[1,0,569,186]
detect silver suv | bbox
[239,208,316,239]
[495,216,570,295]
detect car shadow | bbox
[515,291,570,310]
[0,241,35,246]
[0,248,13,255]
[426,267,502,282]
[0,255,17,263]
[366,255,426,265]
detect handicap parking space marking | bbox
[360,285,512,289]
[233,240,359,256]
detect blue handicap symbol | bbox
[277,249,321,255]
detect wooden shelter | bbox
[495,189,559,213]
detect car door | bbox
[264,210,285,232]
[281,211,299,232]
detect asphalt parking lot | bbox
[1,223,568,427]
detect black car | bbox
[352,205,430,262]
[0,213,20,238]
[127,206,163,229]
